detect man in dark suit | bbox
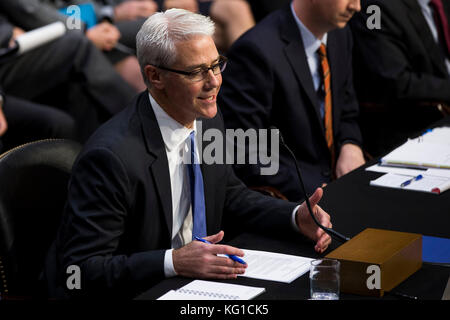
[0,15,77,151]
[351,0,450,156]
[0,0,150,92]
[44,8,333,299]
[218,0,365,201]
[0,7,136,142]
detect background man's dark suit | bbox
[0,0,136,141]
[351,0,450,156]
[218,5,362,201]
[44,91,298,299]
[0,14,77,151]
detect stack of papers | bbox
[157,280,266,300]
[380,127,450,169]
[237,249,313,283]
[369,171,450,194]
[369,127,450,194]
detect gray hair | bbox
[136,8,216,87]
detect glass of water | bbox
[309,259,340,300]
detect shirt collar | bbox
[290,2,328,57]
[417,0,433,16]
[148,92,196,152]
[417,0,431,7]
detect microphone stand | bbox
[275,128,350,243]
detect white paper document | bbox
[366,163,427,176]
[16,22,66,54]
[370,172,450,194]
[238,249,313,283]
[157,280,265,300]
[366,163,450,178]
[380,127,450,169]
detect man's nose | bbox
[204,69,221,88]
[349,0,361,13]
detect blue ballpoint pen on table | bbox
[400,174,423,188]
[194,236,247,265]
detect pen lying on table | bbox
[194,236,247,265]
[400,174,423,188]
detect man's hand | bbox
[0,103,7,137]
[8,27,25,48]
[114,0,158,21]
[335,143,365,178]
[86,22,121,51]
[163,0,199,13]
[172,231,247,279]
[296,188,332,253]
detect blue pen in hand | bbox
[194,236,247,265]
[400,174,423,188]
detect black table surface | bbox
[137,118,450,301]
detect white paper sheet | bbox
[237,249,313,283]
[381,127,450,169]
[369,172,450,194]
[16,22,66,54]
[157,280,265,300]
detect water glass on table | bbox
[309,259,340,300]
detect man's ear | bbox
[144,65,165,90]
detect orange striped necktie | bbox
[317,43,336,171]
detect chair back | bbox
[0,139,81,298]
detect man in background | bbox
[218,0,365,201]
[351,0,450,156]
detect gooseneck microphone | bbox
[271,126,350,243]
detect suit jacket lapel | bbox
[280,6,324,133]
[138,92,173,239]
[403,0,448,76]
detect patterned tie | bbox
[429,0,450,58]
[187,131,207,239]
[317,44,336,169]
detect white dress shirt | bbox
[291,2,328,119]
[149,93,199,277]
[417,0,450,74]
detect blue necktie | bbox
[188,131,207,239]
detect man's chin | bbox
[205,105,218,119]
[198,104,218,119]
[338,15,353,28]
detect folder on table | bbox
[380,127,450,170]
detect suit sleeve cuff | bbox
[98,5,115,23]
[291,204,301,233]
[339,139,362,149]
[164,249,177,278]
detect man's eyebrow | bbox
[185,56,221,70]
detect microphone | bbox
[271,126,350,243]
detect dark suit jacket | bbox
[0,14,13,48]
[44,91,299,299]
[350,0,450,155]
[218,5,362,201]
[352,0,450,105]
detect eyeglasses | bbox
[154,55,228,82]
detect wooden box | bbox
[326,228,422,297]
